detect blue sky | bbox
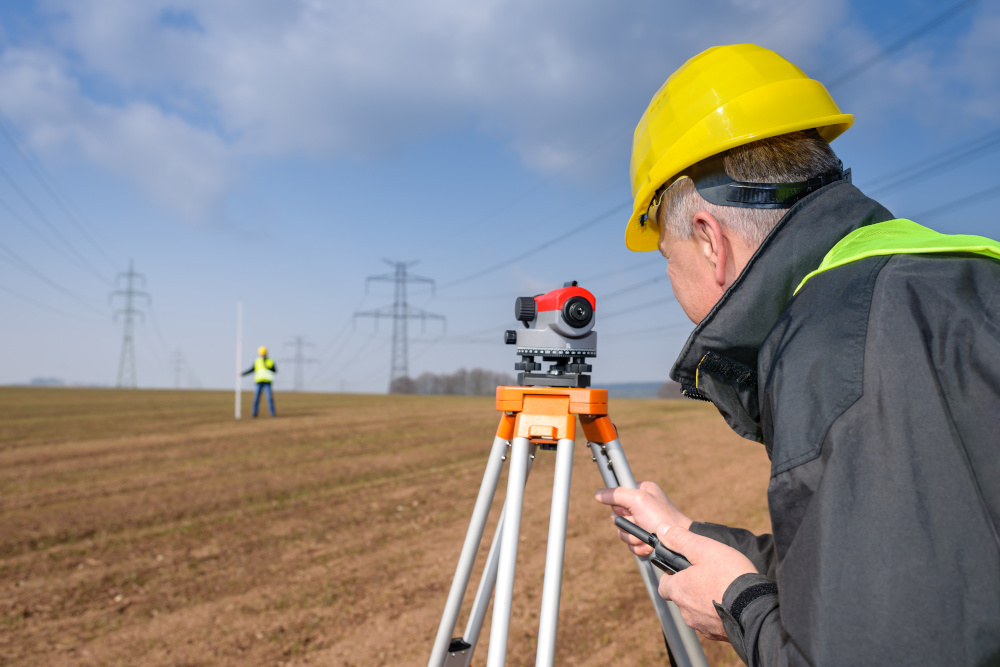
[1,0,998,393]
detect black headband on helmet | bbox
[638,152,852,228]
[688,152,851,209]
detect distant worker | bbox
[242,346,277,417]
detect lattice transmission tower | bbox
[109,260,150,389]
[283,335,317,392]
[354,260,445,392]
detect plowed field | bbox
[0,387,770,666]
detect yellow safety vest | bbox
[795,219,1000,295]
[254,357,275,383]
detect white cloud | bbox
[0,46,236,222]
[4,0,996,222]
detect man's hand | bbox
[655,523,757,641]
[593,481,692,557]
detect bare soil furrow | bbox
[0,386,769,666]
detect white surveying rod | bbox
[235,299,243,420]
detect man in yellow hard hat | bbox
[242,345,278,417]
[595,44,1000,665]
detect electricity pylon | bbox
[109,259,150,389]
[354,260,445,392]
[283,335,317,392]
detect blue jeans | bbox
[253,382,276,416]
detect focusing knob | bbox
[562,296,593,328]
[504,330,517,345]
[514,296,537,324]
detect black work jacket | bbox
[671,181,1000,666]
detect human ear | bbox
[692,211,727,287]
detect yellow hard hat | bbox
[258,346,267,356]
[626,44,854,252]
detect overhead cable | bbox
[826,0,982,90]
[0,282,100,323]
[317,335,379,386]
[600,294,677,320]
[912,182,1000,222]
[0,112,120,271]
[445,122,633,248]
[0,194,114,284]
[437,200,630,290]
[146,302,175,361]
[0,164,111,285]
[867,129,1000,196]
[0,240,107,316]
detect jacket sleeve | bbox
[241,366,254,376]
[729,255,1000,666]
[689,522,776,579]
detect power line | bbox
[600,294,677,320]
[598,273,669,301]
[354,260,446,391]
[826,0,981,90]
[0,192,116,288]
[321,335,380,389]
[912,182,1000,222]
[171,350,185,389]
[0,282,98,322]
[310,330,358,386]
[0,239,106,316]
[433,258,665,302]
[865,128,1000,196]
[109,260,150,388]
[0,111,119,271]
[440,121,633,251]
[0,163,111,285]
[146,302,174,360]
[437,200,629,290]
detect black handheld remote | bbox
[614,516,692,574]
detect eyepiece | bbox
[562,296,593,328]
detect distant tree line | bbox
[657,381,684,398]
[390,368,516,395]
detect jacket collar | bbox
[668,181,894,442]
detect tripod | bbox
[428,385,708,666]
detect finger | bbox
[616,529,644,547]
[655,523,711,564]
[657,571,674,601]
[631,544,654,557]
[637,480,664,496]
[616,530,653,555]
[593,487,642,509]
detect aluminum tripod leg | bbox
[458,447,538,666]
[589,438,708,667]
[429,437,540,667]
[535,437,574,666]
[486,436,532,667]
[429,436,509,666]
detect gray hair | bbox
[660,130,843,247]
